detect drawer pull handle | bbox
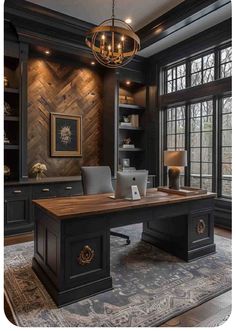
[196,219,206,235]
[78,245,95,265]
[42,188,50,192]
[65,186,72,190]
[13,190,22,194]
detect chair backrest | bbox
[81,166,114,195]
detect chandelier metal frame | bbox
[85,0,140,68]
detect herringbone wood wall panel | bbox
[28,58,103,177]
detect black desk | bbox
[33,189,216,306]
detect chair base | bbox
[110,230,130,245]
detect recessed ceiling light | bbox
[125,18,132,24]
[126,81,131,85]
[91,61,96,65]
[45,50,50,55]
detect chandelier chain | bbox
[112,0,115,18]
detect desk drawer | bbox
[54,181,83,197]
[109,208,152,228]
[188,210,213,249]
[32,184,56,199]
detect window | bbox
[191,53,215,86]
[220,46,232,78]
[163,44,231,93]
[166,63,186,93]
[189,100,213,191]
[220,96,232,197]
[166,106,186,150]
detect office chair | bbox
[81,166,130,245]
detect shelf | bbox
[119,104,145,110]
[4,144,19,150]
[4,116,19,122]
[119,147,144,152]
[119,126,144,131]
[4,87,19,94]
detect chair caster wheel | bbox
[126,239,131,245]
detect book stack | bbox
[119,95,135,104]
[120,122,132,127]
[128,114,139,128]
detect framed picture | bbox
[51,113,82,157]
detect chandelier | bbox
[85,0,140,68]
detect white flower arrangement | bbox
[32,163,47,179]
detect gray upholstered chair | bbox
[81,166,130,245]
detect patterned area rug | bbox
[4,224,231,327]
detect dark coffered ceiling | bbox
[25,0,184,31]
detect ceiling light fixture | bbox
[91,61,96,65]
[45,50,50,55]
[125,18,132,24]
[126,80,131,85]
[85,0,140,68]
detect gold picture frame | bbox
[51,113,82,157]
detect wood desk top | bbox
[33,188,216,220]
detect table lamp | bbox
[164,150,187,190]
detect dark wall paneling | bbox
[27,57,103,177]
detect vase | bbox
[36,173,43,180]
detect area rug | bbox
[4,224,231,327]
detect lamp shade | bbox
[164,150,187,167]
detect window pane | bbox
[176,134,185,148]
[167,69,172,80]
[191,162,200,174]
[222,163,232,176]
[190,176,200,187]
[202,178,212,191]
[176,120,185,133]
[191,103,201,117]
[202,132,212,147]
[191,72,202,86]
[221,63,232,78]
[222,180,231,197]
[202,100,213,116]
[191,148,200,161]
[167,135,175,148]
[222,147,232,163]
[167,108,175,120]
[221,47,232,63]
[203,68,214,83]
[177,64,186,77]
[167,81,173,93]
[222,113,232,130]
[191,133,201,147]
[222,130,232,147]
[191,58,202,73]
[176,107,185,119]
[202,162,212,175]
[167,121,175,134]
[202,148,212,162]
[203,53,214,69]
[191,117,201,132]
[222,97,232,114]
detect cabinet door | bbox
[4,189,32,235]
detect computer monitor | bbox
[115,170,148,199]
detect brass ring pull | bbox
[78,245,95,265]
[196,219,206,234]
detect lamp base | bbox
[168,167,180,190]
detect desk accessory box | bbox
[158,186,207,196]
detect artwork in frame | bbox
[51,113,82,157]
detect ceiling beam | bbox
[138,0,231,50]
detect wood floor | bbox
[4,227,231,327]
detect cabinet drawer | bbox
[188,210,213,249]
[5,186,29,198]
[54,181,83,196]
[32,184,56,199]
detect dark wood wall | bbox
[27,57,103,177]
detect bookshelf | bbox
[118,80,147,171]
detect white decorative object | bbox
[32,163,47,180]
